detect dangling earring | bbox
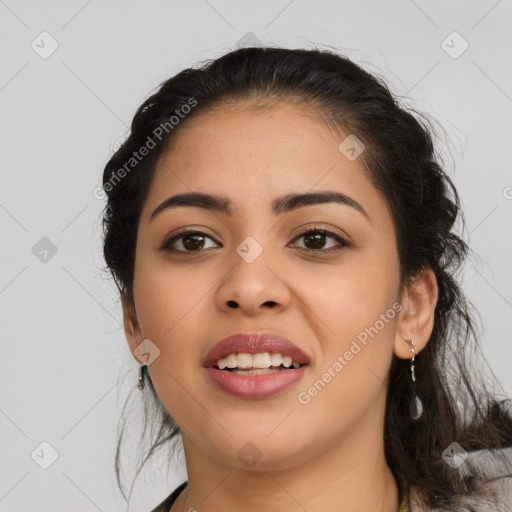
[408,339,423,420]
[138,363,147,390]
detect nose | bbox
[215,251,292,317]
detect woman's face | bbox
[125,102,406,470]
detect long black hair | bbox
[100,46,512,510]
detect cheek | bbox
[132,258,208,425]
[296,275,398,430]
[131,253,212,370]
[134,249,204,327]
[299,251,399,339]
[296,249,400,395]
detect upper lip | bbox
[204,333,310,368]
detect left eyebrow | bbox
[149,190,372,225]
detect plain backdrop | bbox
[1,1,511,511]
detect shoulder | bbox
[466,445,512,511]
[409,446,512,512]
[478,474,512,510]
[409,476,512,512]
[149,481,187,512]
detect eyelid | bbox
[292,223,351,244]
[289,225,351,251]
[161,224,352,252]
[160,226,219,251]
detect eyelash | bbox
[161,226,351,254]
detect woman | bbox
[101,47,512,511]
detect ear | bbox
[393,266,438,359]
[121,294,143,361]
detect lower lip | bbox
[205,366,308,400]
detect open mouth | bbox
[204,333,311,398]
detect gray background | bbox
[1,1,511,511]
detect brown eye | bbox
[303,232,327,249]
[162,227,350,254]
[290,228,350,252]
[162,231,220,252]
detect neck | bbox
[173,406,400,512]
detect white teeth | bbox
[237,353,253,369]
[282,355,292,368]
[225,353,237,369]
[252,352,271,368]
[216,352,303,370]
[269,353,283,366]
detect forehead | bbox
[141,103,385,223]
[164,103,343,168]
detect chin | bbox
[196,430,315,472]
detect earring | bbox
[138,363,147,390]
[408,339,423,420]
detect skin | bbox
[122,101,438,512]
